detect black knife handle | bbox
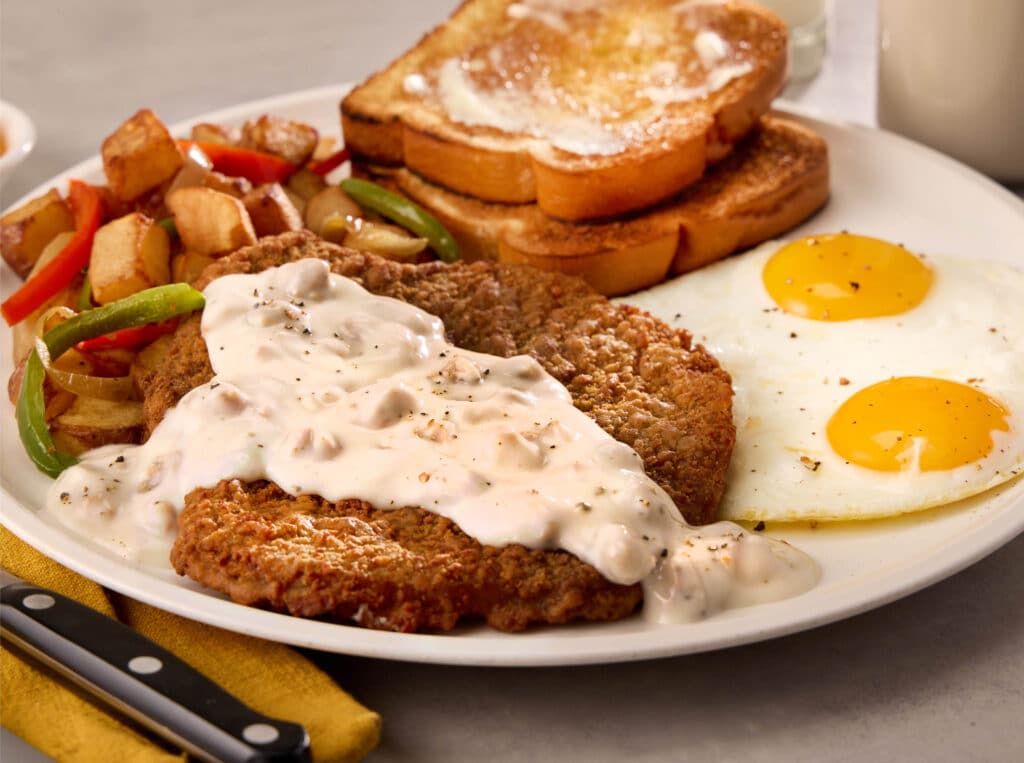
[0,581,310,763]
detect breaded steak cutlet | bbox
[144,231,734,632]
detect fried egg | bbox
[625,233,1024,521]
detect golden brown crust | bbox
[145,233,735,632]
[341,0,788,220]
[172,481,643,633]
[363,116,829,296]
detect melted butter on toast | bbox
[408,0,762,156]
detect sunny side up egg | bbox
[625,233,1024,521]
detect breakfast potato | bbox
[304,186,362,236]
[283,187,307,217]
[51,397,144,452]
[312,136,339,161]
[243,183,304,237]
[164,144,214,198]
[89,213,171,304]
[166,187,257,256]
[286,168,327,202]
[191,122,240,146]
[130,333,174,395]
[102,109,184,201]
[171,250,215,285]
[0,188,76,279]
[241,115,318,165]
[203,171,253,199]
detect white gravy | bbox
[45,259,818,623]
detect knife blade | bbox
[0,567,311,762]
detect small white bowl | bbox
[0,100,37,177]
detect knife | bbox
[0,568,311,762]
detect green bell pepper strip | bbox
[77,276,93,312]
[157,217,178,239]
[340,178,460,263]
[16,283,206,478]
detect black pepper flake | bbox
[673,313,681,320]
[302,327,312,335]
[660,549,668,558]
[115,455,125,463]
[754,521,766,532]
[210,383,220,389]
[849,281,860,291]
[789,332,798,338]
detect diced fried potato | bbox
[166,187,257,256]
[44,390,77,422]
[95,185,133,221]
[0,188,75,278]
[191,122,241,146]
[51,397,144,451]
[131,333,174,395]
[312,136,338,161]
[286,168,327,202]
[89,213,171,304]
[165,144,214,197]
[283,187,307,217]
[78,347,137,377]
[102,109,184,201]
[203,171,253,199]
[304,186,362,236]
[171,251,215,284]
[243,184,304,237]
[241,115,318,165]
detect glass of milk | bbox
[752,0,828,80]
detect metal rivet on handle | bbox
[128,656,163,674]
[22,594,55,610]
[243,723,281,744]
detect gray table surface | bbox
[2,2,1022,761]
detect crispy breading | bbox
[145,231,734,631]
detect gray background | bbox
[2,1,1022,761]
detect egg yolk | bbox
[826,377,1010,472]
[763,233,933,321]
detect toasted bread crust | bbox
[341,0,788,220]
[358,116,829,296]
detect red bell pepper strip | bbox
[177,141,295,184]
[76,317,179,351]
[307,147,351,176]
[2,180,102,326]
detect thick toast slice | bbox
[342,0,788,221]
[358,116,829,297]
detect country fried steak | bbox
[145,231,734,632]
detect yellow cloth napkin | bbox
[0,526,380,762]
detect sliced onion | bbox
[34,307,135,401]
[340,217,428,258]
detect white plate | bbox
[0,100,37,176]
[2,85,1022,666]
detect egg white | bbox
[624,240,1024,521]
